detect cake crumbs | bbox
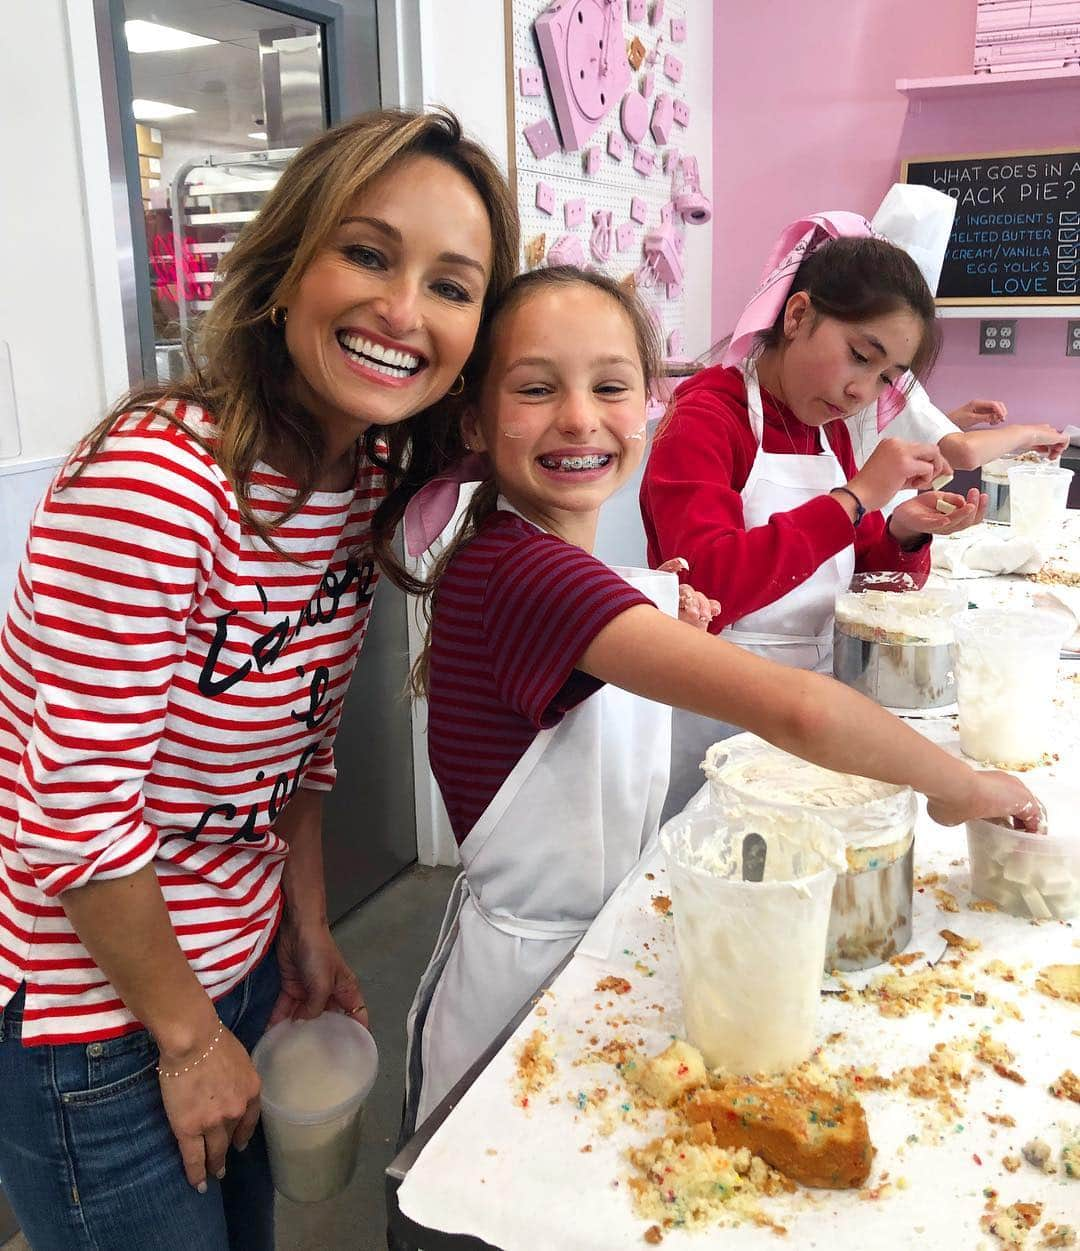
[970,899,1002,914]
[514,1029,556,1105]
[981,1199,1044,1246]
[650,894,672,916]
[643,1225,663,1244]
[933,887,960,913]
[941,928,982,952]
[1003,1155,1022,1173]
[596,976,633,995]
[987,1114,1018,1128]
[1039,1224,1077,1248]
[1049,1071,1080,1104]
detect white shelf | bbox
[897,66,1080,98]
[185,210,259,225]
[936,305,1080,319]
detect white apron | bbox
[404,527,677,1133]
[664,362,856,819]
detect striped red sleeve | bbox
[482,535,650,729]
[13,418,228,896]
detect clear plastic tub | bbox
[967,784,1080,920]
[703,736,918,970]
[953,608,1068,767]
[660,805,841,1074]
[252,1012,378,1203]
[1007,463,1074,540]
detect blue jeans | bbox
[0,951,280,1251]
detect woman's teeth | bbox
[337,331,422,378]
[538,453,613,472]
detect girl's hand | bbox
[1016,423,1069,458]
[269,914,368,1029]
[927,769,1042,832]
[158,1021,262,1191]
[845,438,951,512]
[888,487,987,545]
[677,584,721,630]
[948,399,1007,430]
[657,558,721,630]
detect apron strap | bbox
[468,888,591,942]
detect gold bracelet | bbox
[156,1020,225,1079]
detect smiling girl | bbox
[401,266,1039,1134]
[0,110,517,1251]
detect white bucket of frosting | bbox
[703,736,919,970]
[953,607,1068,767]
[659,800,843,1075]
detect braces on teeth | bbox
[542,454,612,470]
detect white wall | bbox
[0,2,118,465]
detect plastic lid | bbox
[953,606,1069,647]
[252,1013,378,1123]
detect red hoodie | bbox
[640,364,929,631]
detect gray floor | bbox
[2,862,458,1251]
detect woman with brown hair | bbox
[0,108,517,1251]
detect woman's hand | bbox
[1014,423,1069,458]
[269,914,368,1029]
[843,438,951,513]
[948,399,1007,430]
[888,487,987,546]
[158,1021,262,1192]
[927,769,1042,832]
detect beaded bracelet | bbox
[156,1020,225,1080]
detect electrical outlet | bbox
[564,198,585,228]
[607,130,625,161]
[666,281,683,301]
[664,147,682,174]
[650,0,665,25]
[518,66,543,97]
[979,319,1017,355]
[584,145,601,176]
[670,17,686,42]
[672,98,690,127]
[633,147,656,177]
[641,70,654,97]
[1067,321,1080,357]
[660,201,674,225]
[630,196,648,224]
[616,221,637,252]
[663,53,683,83]
[535,181,555,215]
[628,0,646,21]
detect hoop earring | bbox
[448,374,465,397]
[270,305,287,327]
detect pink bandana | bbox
[723,211,908,432]
[402,452,490,558]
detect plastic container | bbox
[660,805,841,1074]
[966,783,1080,920]
[953,608,1068,767]
[252,1012,378,1203]
[704,736,919,971]
[1007,462,1074,540]
[833,586,966,710]
[981,451,1047,525]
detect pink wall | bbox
[712,0,1080,426]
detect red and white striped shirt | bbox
[0,407,384,1043]
[428,510,649,842]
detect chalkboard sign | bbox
[901,148,1080,304]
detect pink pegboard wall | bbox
[512,0,693,357]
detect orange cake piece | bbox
[683,1078,874,1189]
